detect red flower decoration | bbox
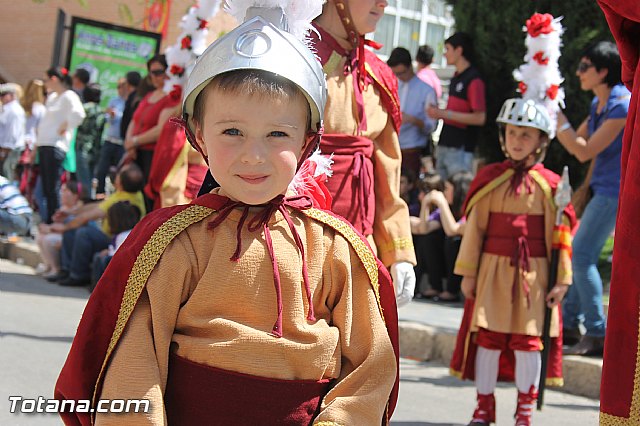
[198,18,208,30]
[532,51,549,65]
[526,13,554,37]
[181,35,192,50]
[170,64,185,77]
[169,85,183,102]
[518,81,528,95]
[546,84,559,100]
[60,67,68,76]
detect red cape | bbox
[596,1,640,421]
[310,25,402,134]
[54,193,400,425]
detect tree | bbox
[446,0,613,184]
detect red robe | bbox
[596,2,640,423]
[54,194,400,425]
[450,161,576,386]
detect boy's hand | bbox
[461,276,477,300]
[391,262,416,308]
[546,284,569,308]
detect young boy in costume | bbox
[449,98,576,425]
[54,2,399,425]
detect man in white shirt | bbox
[0,83,26,181]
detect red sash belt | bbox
[164,352,334,425]
[483,213,546,305]
[320,135,375,236]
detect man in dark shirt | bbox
[120,71,142,140]
[427,32,486,179]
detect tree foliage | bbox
[446,0,613,184]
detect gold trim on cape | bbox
[464,169,514,216]
[91,205,214,412]
[302,208,384,318]
[599,304,640,425]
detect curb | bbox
[398,322,601,400]
[1,240,601,400]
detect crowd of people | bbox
[0,54,207,287]
[0,1,632,425]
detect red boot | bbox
[468,393,496,425]
[514,385,538,426]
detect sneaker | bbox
[563,335,605,356]
[59,276,90,287]
[46,270,69,283]
[35,263,50,275]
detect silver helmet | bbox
[182,7,327,141]
[496,98,552,162]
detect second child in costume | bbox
[450,99,576,426]
[54,1,399,425]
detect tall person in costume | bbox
[55,1,400,425]
[449,14,576,426]
[197,0,417,307]
[594,1,640,424]
[311,0,417,307]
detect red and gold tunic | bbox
[311,25,415,268]
[55,192,399,426]
[450,161,576,385]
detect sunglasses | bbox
[576,62,595,73]
[150,69,166,77]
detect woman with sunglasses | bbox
[555,41,630,356]
[123,54,179,212]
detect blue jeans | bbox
[95,141,124,194]
[562,193,617,337]
[435,145,473,180]
[61,222,111,280]
[0,210,31,236]
[74,150,94,195]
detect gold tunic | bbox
[454,178,572,337]
[320,29,416,267]
[96,205,396,425]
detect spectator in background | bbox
[0,174,32,236]
[95,77,127,196]
[0,83,26,181]
[400,167,420,217]
[35,180,83,280]
[75,83,105,192]
[428,32,486,179]
[90,201,141,291]
[416,44,442,100]
[72,68,90,102]
[34,66,85,224]
[120,71,142,141]
[387,47,437,179]
[556,41,630,356]
[18,79,46,192]
[46,163,146,287]
[123,55,178,213]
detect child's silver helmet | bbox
[182,5,327,142]
[496,98,552,162]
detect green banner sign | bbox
[67,17,161,108]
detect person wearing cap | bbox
[311,0,417,308]
[55,3,399,425]
[0,83,26,181]
[449,99,576,425]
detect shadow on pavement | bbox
[0,330,74,343]
[1,272,89,300]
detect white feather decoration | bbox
[513,14,565,138]
[288,149,333,196]
[224,0,324,42]
[164,0,223,93]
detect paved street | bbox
[1,259,599,425]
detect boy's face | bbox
[195,87,311,205]
[505,123,543,163]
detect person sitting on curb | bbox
[43,163,146,287]
[0,174,32,237]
